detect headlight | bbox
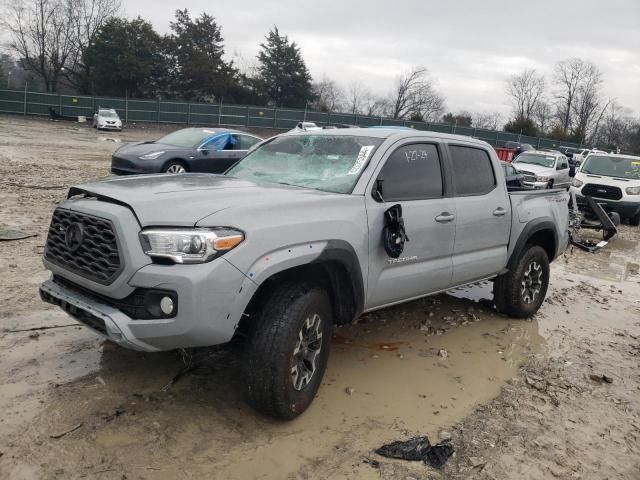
[139,228,244,264]
[571,178,583,188]
[139,151,165,160]
[626,186,640,195]
[536,176,551,182]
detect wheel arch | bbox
[236,241,364,337]
[509,218,558,268]
[161,158,189,172]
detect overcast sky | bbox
[128,0,638,116]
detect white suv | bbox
[570,153,640,225]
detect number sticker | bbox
[348,146,375,175]
[404,150,429,163]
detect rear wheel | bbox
[163,161,187,174]
[630,215,640,227]
[243,282,332,420]
[494,245,550,318]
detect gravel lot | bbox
[1,115,639,479]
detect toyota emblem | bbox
[65,223,84,252]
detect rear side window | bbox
[376,143,442,201]
[238,135,260,150]
[449,146,496,196]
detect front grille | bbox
[45,209,122,285]
[517,170,538,182]
[581,183,623,201]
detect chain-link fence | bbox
[0,88,584,150]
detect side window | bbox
[376,143,442,201]
[238,135,260,150]
[203,134,230,151]
[449,146,496,196]
[559,158,568,169]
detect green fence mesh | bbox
[0,88,584,149]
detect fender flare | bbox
[311,239,365,323]
[508,218,559,268]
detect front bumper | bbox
[572,191,640,218]
[111,154,159,175]
[523,180,550,189]
[40,258,257,352]
[98,124,122,130]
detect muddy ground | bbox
[0,115,639,479]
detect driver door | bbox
[191,134,238,173]
[365,141,456,309]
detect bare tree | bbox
[388,66,445,121]
[3,0,76,92]
[362,93,388,117]
[533,99,553,134]
[311,76,344,112]
[506,68,545,122]
[591,100,637,149]
[65,0,121,91]
[346,80,369,114]
[471,111,502,130]
[553,58,603,137]
[2,0,119,92]
[570,64,605,143]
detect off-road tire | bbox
[494,245,550,318]
[243,282,333,420]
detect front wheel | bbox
[163,161,187,174]
[243,282,333,419]
[494,245,550,318]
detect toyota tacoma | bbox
[40,129,570,419]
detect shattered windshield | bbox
[581,155,640,180]
[514,153,556,168]
[226,135,383,194]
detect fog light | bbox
[160,296,175,315]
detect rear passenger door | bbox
[365,141,456,308]
[448,144,511,285]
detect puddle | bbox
[331,333,405,351]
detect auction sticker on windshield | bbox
[348,146,375,175]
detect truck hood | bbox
[512,163,554,176]
[67,173,338,227]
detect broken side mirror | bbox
[383,204,409,258]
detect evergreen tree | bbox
[256,27,313,108]
[84,17,166,97]
[165,9,237,101]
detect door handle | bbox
[493,207,507,216]
[435,212,455,223]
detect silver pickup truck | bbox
[40,129,569,419]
